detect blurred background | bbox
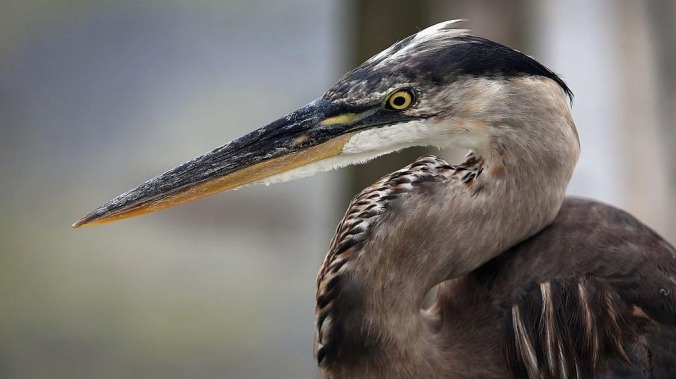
[1,0,674,378]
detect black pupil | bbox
[392,95,406,107]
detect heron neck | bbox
[317,80,579,377]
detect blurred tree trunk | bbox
[607,0,676,242]
[646,0,676,241]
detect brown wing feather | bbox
[477,198,676,378]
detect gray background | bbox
[1,0,674,378]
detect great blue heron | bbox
[74,21,676,378]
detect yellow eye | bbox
[386,89,414,110]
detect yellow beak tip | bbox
[72,218,89,228]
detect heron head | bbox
[74,20,573,227]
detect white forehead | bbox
[368,20,470,67]
[413,19,468,42]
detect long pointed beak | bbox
[73,99,366,227]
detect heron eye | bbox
[385,89,414,110]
